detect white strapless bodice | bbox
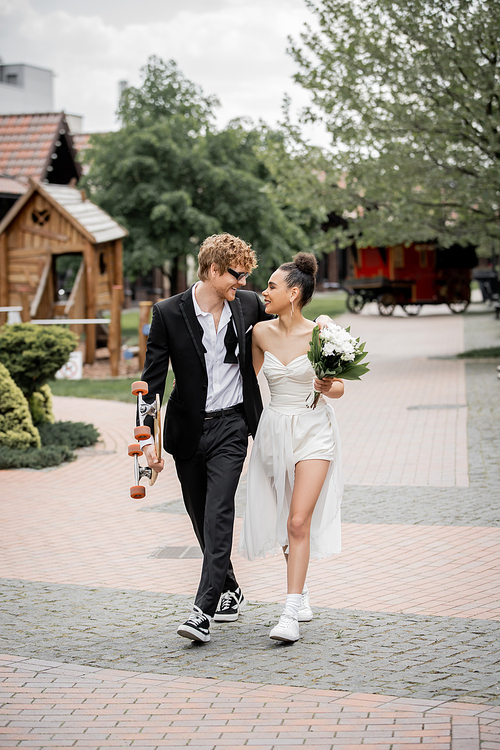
[263,351,325,415]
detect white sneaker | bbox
[298,589,313,622]
[269,613,300,642]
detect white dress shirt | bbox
[140,284,243,449]
[192,282,243,411]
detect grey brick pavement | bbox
[1,578,499,704]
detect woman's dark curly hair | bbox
[279,252,318,308]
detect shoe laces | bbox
[219,590,237,611]
[189,607,208,627]
[279,613,297,627]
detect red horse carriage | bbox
[339,242,477,316]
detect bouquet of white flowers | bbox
[306,323,369,408]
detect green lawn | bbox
[50,371,175,403]
[121,309,140,346]
[303,293,347,321]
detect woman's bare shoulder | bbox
[253,319,276,335]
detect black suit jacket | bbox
[141,286,269,460]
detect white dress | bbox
[239,352,343,561]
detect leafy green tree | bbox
[83,56,338,292]
[290,0,500,253]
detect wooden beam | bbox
[84,242,96,365]
[109,285,122,377]
[0,233,7,326]
[19,287,30,322]
[114,238,124,305]
[19,224,69,242]
[30,258,51,318]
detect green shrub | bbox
[38,420,100,450]
[29,383,55,425]
[0,323,77,398]
[0,418,100,470]
[0,444,75,470]
[0,362,40,449]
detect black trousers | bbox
[175,412,248,617]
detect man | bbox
[139,233,268,643]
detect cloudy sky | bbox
[0,0,328,143]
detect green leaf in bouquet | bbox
[339,363,370,380]
[353,350,368,364]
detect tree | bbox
[83,56,338,292]
[290,0,500,253]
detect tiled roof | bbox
[72,133,92,153]
[0,112,64,183]
[0,175,25,195]
[41,182,127,244]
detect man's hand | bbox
[143,444,164,473]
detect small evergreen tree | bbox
[29,384,55,426]
[0,362,40,449]
[0,324,77,399]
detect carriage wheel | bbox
[346,292,365,314]
[403,304,422,316]
[446,280,470,314]
[377,293,397,316]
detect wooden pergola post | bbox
[19,287,30,322]
[109,284,122,377]
[115,239,124,306]
[84,242,96,365]
[0,233,7,327]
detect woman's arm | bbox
[313,376,344,399]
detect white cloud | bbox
[0,0,328,145]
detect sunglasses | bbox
[227,267,250,282]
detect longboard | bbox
[128,381,162,499]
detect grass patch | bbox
[49,371,175,403]
[121,309,140,346]
[458,346,500,359]
[303,293,347,321]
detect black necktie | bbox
[224,319,239,364]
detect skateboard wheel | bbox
[131,380,148,396]
[130,485,146,499]
[128,442,143,457]
[134,425,151,440]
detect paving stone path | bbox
[1,304,499,749]
[1,579,499,705]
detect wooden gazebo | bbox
[0,178,127,364]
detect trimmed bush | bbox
[0,323,77,399]
[0,362,40,450]
[29,383,55,425]
[0,445,75,470]
[38,421,100,451]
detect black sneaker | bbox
[214,587,246,622]
[176,605,211,642]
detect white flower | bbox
[322,342,335,356]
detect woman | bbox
[239,253,344,642]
